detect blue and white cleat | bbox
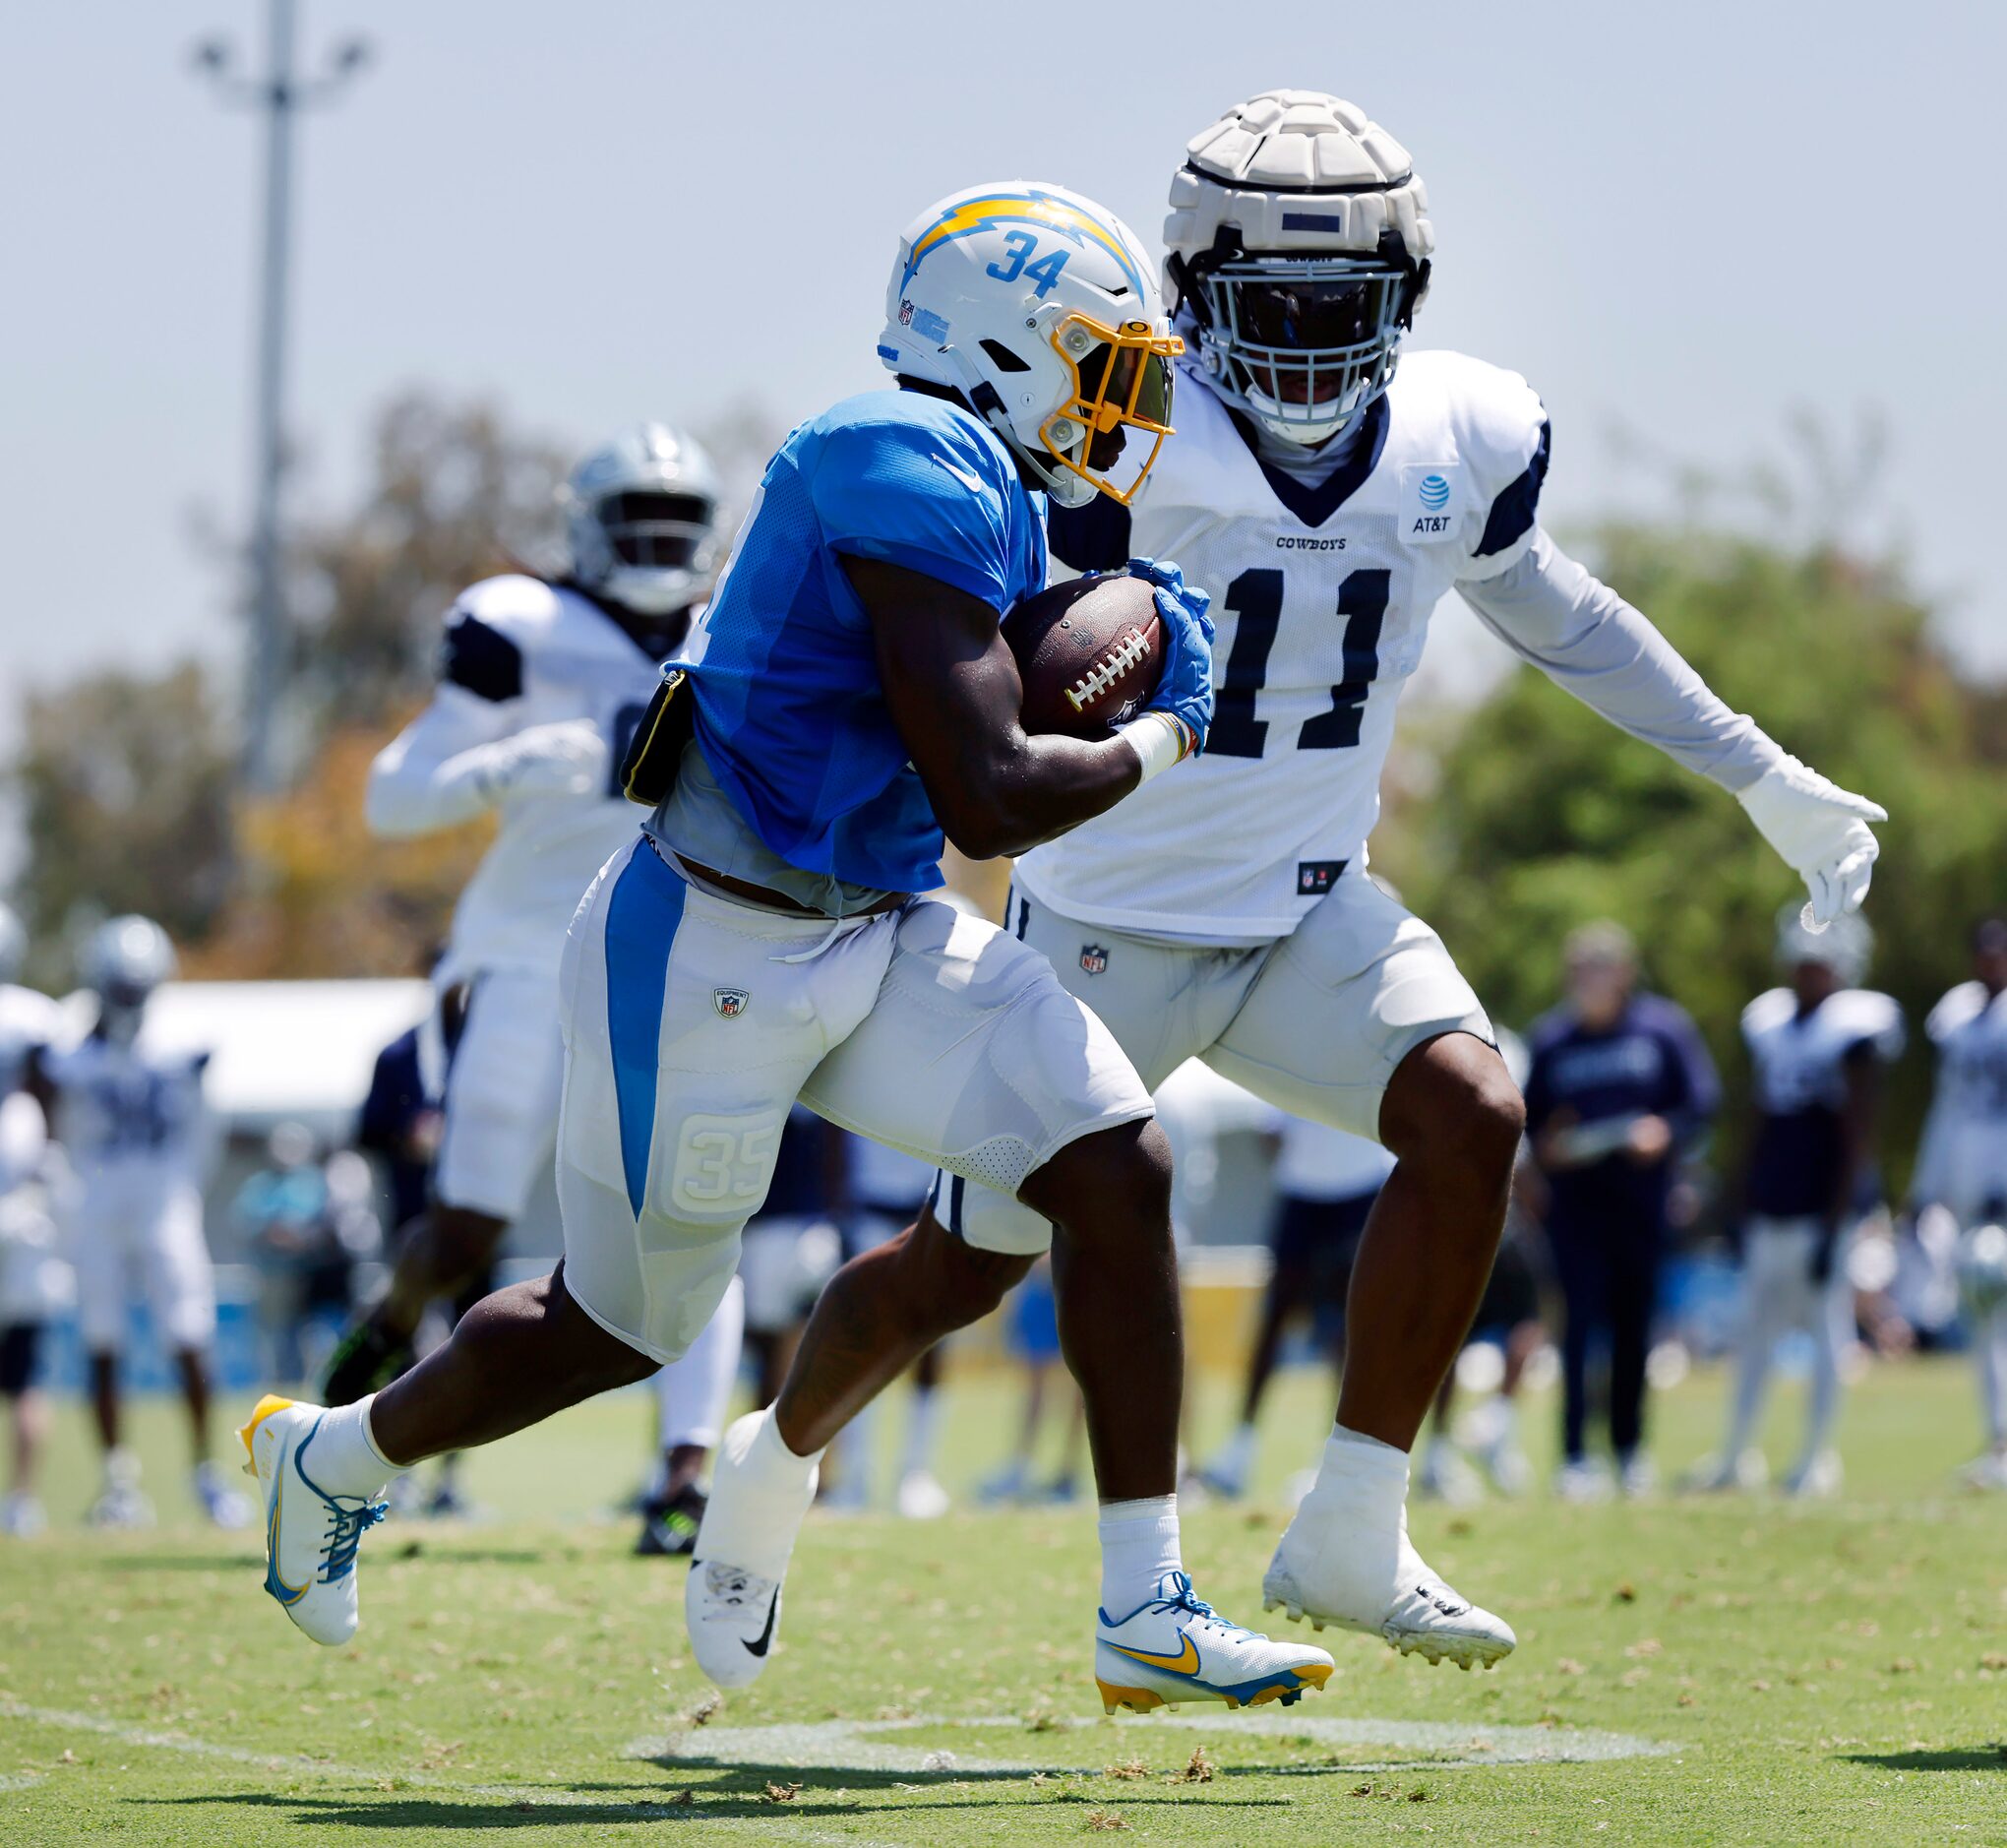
[1095,1571,1333,1714]
[239,1394,388,1647]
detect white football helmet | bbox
[83,914,177,1013]
[878,182,1183,508]
[1776,901,1872,987]
[562,425,725,616]
[1165,91,1433,447]
[0,901,24,985]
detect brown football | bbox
[1003,570,1165,739]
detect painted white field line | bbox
[635,1709,1677,1774]
[0,1700,898,1844]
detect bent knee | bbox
[1384,1034,1525,1174]
[1021,1118,1173,1231]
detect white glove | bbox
[466,720,610,805]
[1736,755,1885,927]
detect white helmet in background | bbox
[0,901,24,985]
[879,182,1183,508]
[1165,91,1434,447]
[561,425,725,617]
[83,914,177,1015]
[1775,902,1872,988]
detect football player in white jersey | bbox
[761,92,1886,1669]
[321,425,739,1413]
[1912,915,2007,1487]
[0,902,69,1537]
[29,916,250,1528]
[1692,908,1903,1496]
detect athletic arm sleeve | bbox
[809,417,1017,612]
[1458,529,1787,793]
[364,685,518,836]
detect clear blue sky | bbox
[3,0,2001,719]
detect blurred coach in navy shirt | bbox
[1524,922,1719,1499]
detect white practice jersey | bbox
[1914,981,2007,1220]
[1020,351,1550,939]
[1741,986,1904,1218]
[381,576,670,979]
[1742,988,1906,1116]
[0,983,65,1098]
[43,1029,210,1190]
[1020,350,1781,942]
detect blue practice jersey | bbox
[668,391,1047,895]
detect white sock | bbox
[701,1406,821,1578]
[1098,1494,1182,1618]
[309,1396,395,1497]
[900,1386,942,1479]
[1304,1424,1410,1530]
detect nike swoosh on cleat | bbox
[1109,1631,1199,1675]
[743,1587,779,1656]
[263,1448,310,1607]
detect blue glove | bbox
[1126,556,1215,755]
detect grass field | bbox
[2,1360,2004,1845]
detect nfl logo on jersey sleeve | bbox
[1398,464,1462,544]
[1079,945,1109,975]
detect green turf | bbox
[2,1360,2004,1844]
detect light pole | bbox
[192,2,371,794]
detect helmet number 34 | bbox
[985,231,1070,299]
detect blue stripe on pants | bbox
[603,843,687,1219]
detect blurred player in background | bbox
[0,903,67,1537]
[869,92,1884,1668]
[1524,922,1718,1501]
[30,916,248,1528]
[829,1131,950,1517]
[1199,1117,1392,1502]
[1692,908,1903,1496]
[976,1262,1084,1506]
[1912,914,2007,1487]
[322,426,726,1403]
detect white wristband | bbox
[1119,710,1189,785]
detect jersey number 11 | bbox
[1209,567,1388,760]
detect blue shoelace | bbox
[1151,1571,1257,1639]
[321,1498,387,1583]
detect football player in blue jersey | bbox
[241,180,1337,1717]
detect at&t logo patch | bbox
[1399,463,1461,544]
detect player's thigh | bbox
[69,1202,128,1351]
[139,1184,216,1351]
[799,896,1153,1257]
[556,840,885,1362]
[434,966,565,1222]
[1207,875,1491,1140]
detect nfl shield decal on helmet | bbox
[1079,944,1109,975]
[712,988,750,1017]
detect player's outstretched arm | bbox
[850,556,1162,861]
[365,696,607,839]
[1460,530,1884,921]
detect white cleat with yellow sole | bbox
[239,1394,388,1647]
[1095,1571,1334,1715]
